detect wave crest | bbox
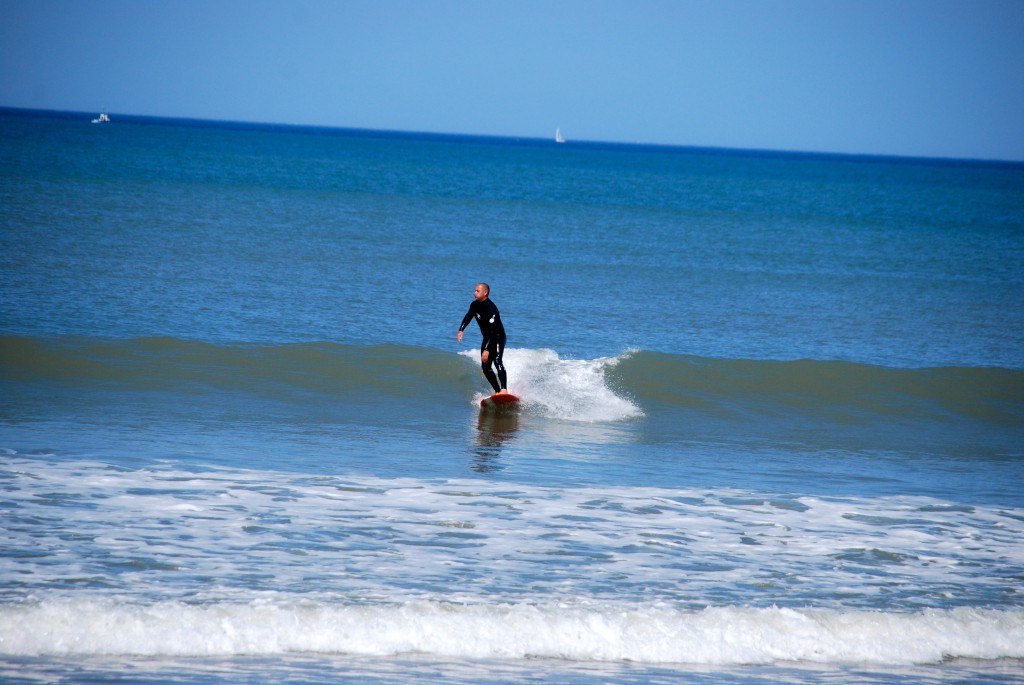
[4,335,1020,429]
[3,599,1022,664]
[462,347,643,422]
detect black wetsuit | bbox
[459,298,507,393]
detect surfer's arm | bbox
[457,306,475,341]
[478,330,493,362]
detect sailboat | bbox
[91,112,111,124]
[555,127,565,144]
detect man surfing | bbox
[457,282,509,395]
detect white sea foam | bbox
[3,459,1023,615]
[462,347,642,422]
[2,598,1022,664]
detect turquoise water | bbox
[2,109,1023,684]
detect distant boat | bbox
[555,128,565,144]
[91,112,111,124]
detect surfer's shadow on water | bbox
[470,410,520,473]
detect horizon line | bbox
[3,105,1022,168]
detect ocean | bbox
[1,108,1023,684]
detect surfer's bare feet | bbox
[497,389,509,394]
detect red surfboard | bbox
[480,392,520,409]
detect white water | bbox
[3,457,1024,668]
[5,459,1023,606]
[463,347,642,422]
[3,599,1022,664]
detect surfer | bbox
[457,282,509,395]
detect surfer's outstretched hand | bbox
[456,330,464,343]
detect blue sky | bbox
[2,0,1023,160]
